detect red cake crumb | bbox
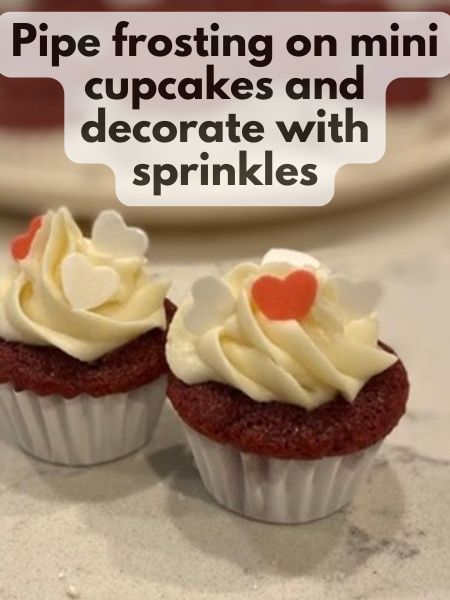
[167,344,409,459]
[0,299,176,399]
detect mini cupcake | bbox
[166,249,409,523]
[0,207,173,465]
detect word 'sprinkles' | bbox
[133,151,318,196]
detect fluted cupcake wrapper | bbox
[183,423,381,524]
[0,377,166,466]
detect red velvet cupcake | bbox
[166,249,409,523]
[0,207,171,465]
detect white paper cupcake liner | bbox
[183,423,381,524]
[0,376,166,466]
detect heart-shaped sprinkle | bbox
[332,276,381,318]
[262,248,320,270]
[92,210,148,258]
[11,216,43,261]
[184,276,235,335]
[61,253,120,311]
[252,269,318,321]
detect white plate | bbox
[0,79,449,226]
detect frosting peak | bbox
[0,208,169,361]
[167,250,397,411]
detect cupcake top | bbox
[167,249,398,411]
[0,207,169,362]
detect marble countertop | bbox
[1,179,450,600]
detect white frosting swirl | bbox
[0,208,169,361]
[167,253,397,411]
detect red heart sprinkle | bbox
[11,216,43,261]
[251,269,318,321]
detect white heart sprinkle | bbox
[262,248,321,269]
[92,210,148,258]
[61,253,120,311]
[184,276,235,335]
[332,276,381,318]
